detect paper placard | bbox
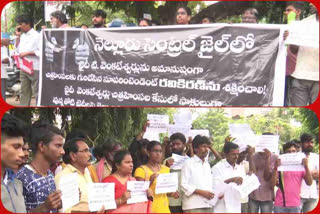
[88,183,116,212]
[285,19,319,48]
[168,125,191,138]
[174,111,193,126]
[229,124,258,147]
[59,173,79,212]
[170,154,190,170]
[278,153,306,171]
[255,135,279,154]
[234,174,260,198]
[127,181,150,204]
[206,181,227,206]
[147,114,169,133]
[188,129,210,139]
[155,173,178,194]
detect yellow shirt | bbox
[134,165,171,213]
[55,164,93,211]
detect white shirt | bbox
[15,28,40,70]
[211,159,246,213]
[300,152,319,199]
[181,155,213,210]
[291,14,319,81]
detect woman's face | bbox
[148,144,162,163]
[117,154,133,175]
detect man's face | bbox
[284,5,301,20]
[22,143,30,164]
[176,8,190,25]
[73,141,91,168]
[92,15,105,28]
[42,135,65,165]
[242,11,257,23]
[194,144,209,159]
[202,18,211,24]
[17,22,31,33]
[285,146,297,154]
[302,140,314,153]
[1,136,25,170]
[225,148,240,166]
[171,139,185,155]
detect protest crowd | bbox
[1,112,319,213]
[0,2,319,106]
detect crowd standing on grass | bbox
[0,2,318,107]
[1,113,319,213]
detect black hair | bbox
[15,14,34,28]
[177,6,192,16]
[262,132,274,135]
[129,138,149,174]
[223,142,239,154]
[50,11,67,24]
[243,8,259,20]
[93,143,104,160]
[111,150,131,174]
[139,18,152,26]
[300,133,313,143]
[170,132,186,144]
[192,135,210,150]
[62,137,85,164]
[65,128,87,142]
[1,113,26,143]
[286,1,305,11]
[29,120,65,154]
[147,141,162,152]
[93,9,107,19]
[101,138,122,155]
[202,16,214,23]
[282,141,299,153]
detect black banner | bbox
[39,24,284,106]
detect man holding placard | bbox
[212,142,247,213]
[164,133,189,213]
[299,133,319,213]
[249,133,278,213]
[271,141,312,213]
[181,135,214,213]
[55,138,93,212]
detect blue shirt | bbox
[16,165,57,212]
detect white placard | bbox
[278,153,306,171]
[127,181,150,204]
[229,124,258,147]
[143,131,160,142]
[88,183,116,212]
[170,154,190,170]
[59,173,79,212]
[143,13,152,21]
[147,114,169,133]
[168,124,191,138]
[44,1,71,22]
[255,135,279,154]
[234,174,260,198]
[206,181,227,206]
[188,129,210,139]
[174,111,193,126]
[285,19,319,48]
[155,173,178,194]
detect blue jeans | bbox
[274,206,300,213]
[249,198,273,213]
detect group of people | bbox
[1,113,319,213]
[1,2,318,106]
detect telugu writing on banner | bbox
[278,153,306,171]
[39,24,285,106]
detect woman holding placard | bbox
[102,150,152,213]
[134,141,179,213]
